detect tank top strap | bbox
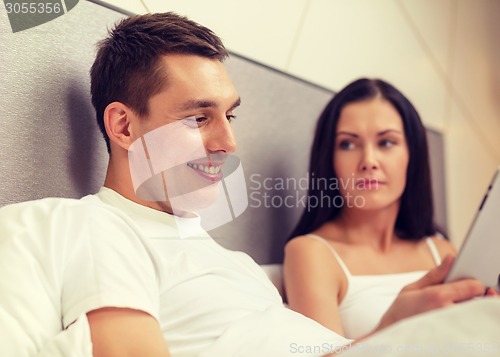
[306,234,352,277]
[425,237,442,266]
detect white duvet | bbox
[342,298,500,357]
[3,299,499,356]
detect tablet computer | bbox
[445,167,500,290]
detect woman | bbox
[283,78,455,340]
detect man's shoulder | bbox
[0,193,149,256]
[0,194,131,233]
[1,195,102,218]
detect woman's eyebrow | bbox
[336,131,359,138]
[377,129,404,136]
[336,129,404,138]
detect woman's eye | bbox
[226,114,237,123]
[338,140,354,150]
[379,139,396,148]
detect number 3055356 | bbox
[5,2,62,14]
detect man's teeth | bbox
[188,163,221,175]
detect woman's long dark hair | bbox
[289,78,439,241]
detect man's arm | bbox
[87,307,170,357]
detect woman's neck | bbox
[334,203,400,252]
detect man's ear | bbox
[104,102,136,150]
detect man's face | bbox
[128,54,240,215]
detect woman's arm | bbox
[283,236,346,335]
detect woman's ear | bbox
[103,102,135,150]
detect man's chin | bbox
[169,182,221,214]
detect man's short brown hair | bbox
[90,12,229,152]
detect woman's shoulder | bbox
[285,234,326,252]
[426,233,457,257]
[286,233,340,260]
[284,233,348,295]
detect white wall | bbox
[94,0,500,247]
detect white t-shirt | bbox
[0,195,160,357]
[0,188,349,357]
[96,188,350,356]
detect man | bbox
[0,12,492,357]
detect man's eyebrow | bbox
[178,99,216,111]
[230,97,241,110]
[178,97,241,111]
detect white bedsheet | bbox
[342,298,500,357]
[7,298,500,356]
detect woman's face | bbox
[333,98,409,211]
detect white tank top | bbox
[307,234,442,339]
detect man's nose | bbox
[204,117,237,154]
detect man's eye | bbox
[338,140,354,150]
[183,116,208,128]
[226,115,237,123]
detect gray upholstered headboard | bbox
[214,58,447,264]
[0,1,446,264]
